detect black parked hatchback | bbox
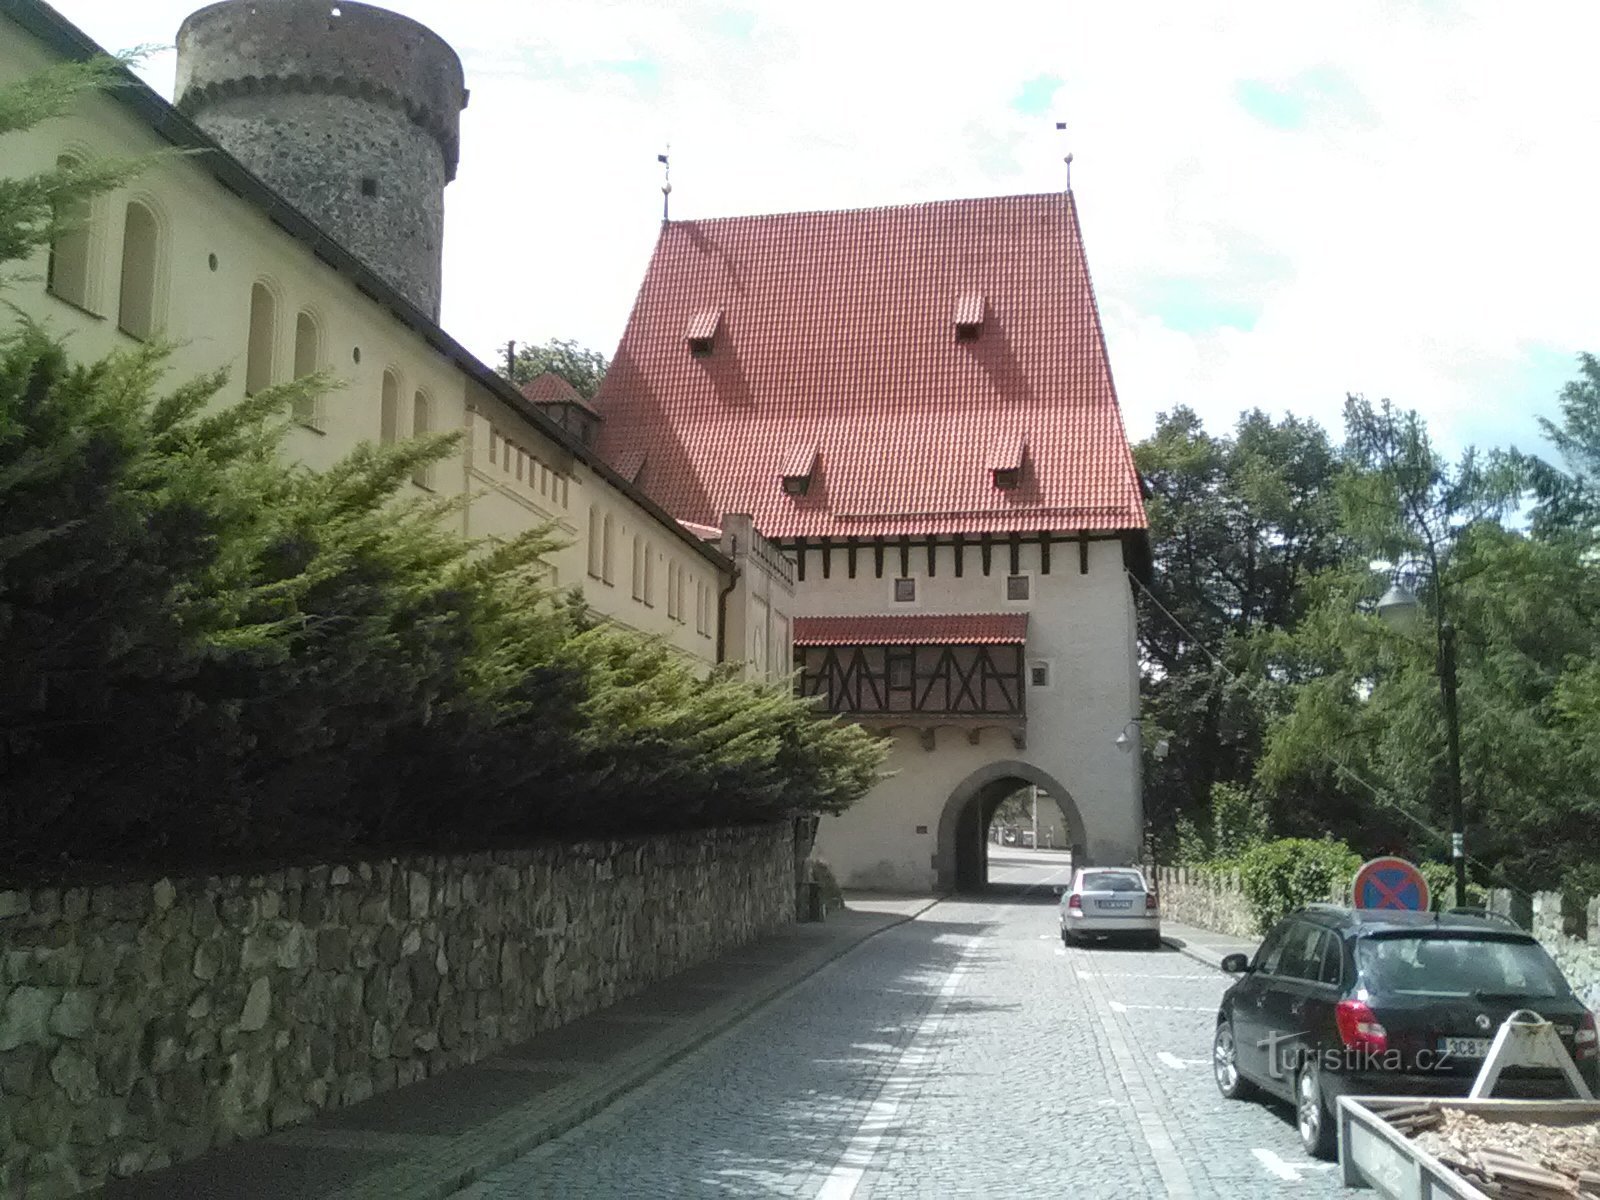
[1212,905,1598,1158]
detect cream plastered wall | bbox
[0,24,724,666]
[796,536,1143,890]
[717,515,796,685]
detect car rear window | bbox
[1356,934,1568,998]
[1081,872,1145,892]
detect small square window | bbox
[1029,661,1051,688]
[360,177,379,198]
[1006,574,1030,601]
[993,467,1020,490]
[893,577,916,603]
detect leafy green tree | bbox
[1519,353,1600,534]
[1134,407,1347,856]
[502,337,610,399]
[1255,395,1600,887]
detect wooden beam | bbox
[847,538,858,579]
[874,540,885,578]
[899,537,910,578]
[1009,533,1021,577]
[927,540,937,577]
[953,533,965,577]
[1040,534,1051,576]
[1078,529,1090,575]
[795,538,806,582]
[980,534,993,576]
[821,542,831,579]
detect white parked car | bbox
[1059,867,1161,948]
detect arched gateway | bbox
[936,761,1087,892]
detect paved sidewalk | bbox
[1161,920,1259,971]
[102,896,939,1200]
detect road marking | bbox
[814,933,985,1200]
[1074,956,1198,1197]
[1252,1149,1336,1181]
[1108,1000,1214,1014]
[1156,1052,1208,1070]
[1077,970,1214,981]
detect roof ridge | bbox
[663,190,1069,229]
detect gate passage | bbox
[1351,856,1430,912]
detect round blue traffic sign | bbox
[1351,856,1430,912]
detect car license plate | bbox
[1099,900,1133,910]
[1438,1036,1492,1058]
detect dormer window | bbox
[954,292,986,342]
[988,432,1026,491]
[781,444,818,496]
[686,308,722,355]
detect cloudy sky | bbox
[52,0,1600,459]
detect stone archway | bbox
[933,760,1088,892]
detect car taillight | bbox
[1067,894,1082,910]
[1578,1011,1597,1061]
[1336,999,1388,1052]
[1146,892,1159,911]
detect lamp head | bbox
[1376,583,1421,630]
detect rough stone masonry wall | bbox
[0,823,794,1199]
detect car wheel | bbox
[1212,1019,1258,1101]
[1295,1059,1336,1160]
[1142,931,1163,950]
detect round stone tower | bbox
[175,0,468,319]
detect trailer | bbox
[1339,1010,1600,1197]
[1339,1095,1600,1197]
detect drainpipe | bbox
[716,534,741,665]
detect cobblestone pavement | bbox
[463,851,1344,1199]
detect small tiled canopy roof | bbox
[591,192,1147,540]
[519,371,598,413]
[793,613,1028,647]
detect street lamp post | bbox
[1376,578,1467,908]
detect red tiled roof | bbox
[520,371,597,413]
[793,613,1028,647]
[591,192,1147,540]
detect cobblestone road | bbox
[464,851,1344,1199]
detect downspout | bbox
[716,534,741,665]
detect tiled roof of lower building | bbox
[793,613,1028,647]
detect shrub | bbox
[1210,781,1269,858]
[1237,838,1362,934]
[1418,861,1488,912]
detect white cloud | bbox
[53,0,1600,458]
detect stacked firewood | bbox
[1396,1104,1600,1198]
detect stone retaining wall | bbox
[1154,867,1263,940]
[0,823,795,1198]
